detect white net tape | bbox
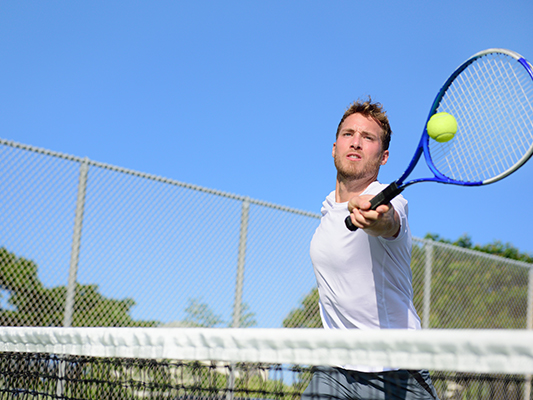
[1,327,531,374]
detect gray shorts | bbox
[302,367,439,400]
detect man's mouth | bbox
[347,153,361,161]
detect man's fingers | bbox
[351,208,377,227]
[348,198,372,213]
[374,204,391,214]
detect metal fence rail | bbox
[0,138,532,330]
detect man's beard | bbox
[334,152,382,181]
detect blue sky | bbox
[1,0,533,255]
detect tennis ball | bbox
[426,112,458,142]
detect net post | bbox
[56,359,66,398]
[226,363,236,400]
[63,157,89,328]
[422,240,433,329]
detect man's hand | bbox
[347,194,400,238]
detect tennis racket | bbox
[345,48,533,231]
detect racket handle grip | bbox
[344,182,404,231]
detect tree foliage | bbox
[236,302,258,328]
[183,298,225,327]
[183,298,257,327]
[412,233,531,329]
[0,247,155,327]
[0,246,259,328]
[282,288,322,328]
[411,238,528,329]
[283,234,532,329]
[424,233,533,263]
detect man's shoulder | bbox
[319,191,338,216]
[362,180,388,195]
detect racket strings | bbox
[476,56,531,177]
[465,58,522,177]
[478,60,520,174]
[438,57,523,180]
[439,69,496,180]
[497,58,533,155]
[429,53,533,183]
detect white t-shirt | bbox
[310,182,421,371]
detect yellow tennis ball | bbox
[426,112,458,142]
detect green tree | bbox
[412,234,530,329]
[282,288,322,328]
[424,233,533,262]
[0,247,155,327]
[183,298,258,327]
[183,298,225,327]
[237,302,258,328]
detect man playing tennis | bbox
[304,99,439,400]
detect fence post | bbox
[232,197,250,328]
[227,198,250,400]
[526,267,533,330]
[524,268,533,400]
[63,157,89,328]
[422,240,433,329]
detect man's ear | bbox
[380,150,389,166]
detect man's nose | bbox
[350,133,361,148]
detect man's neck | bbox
[335,175,377,203]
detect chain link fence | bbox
[0,138,532,330]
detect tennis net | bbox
[0,327,532,399]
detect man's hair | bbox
[335,98,392,151]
